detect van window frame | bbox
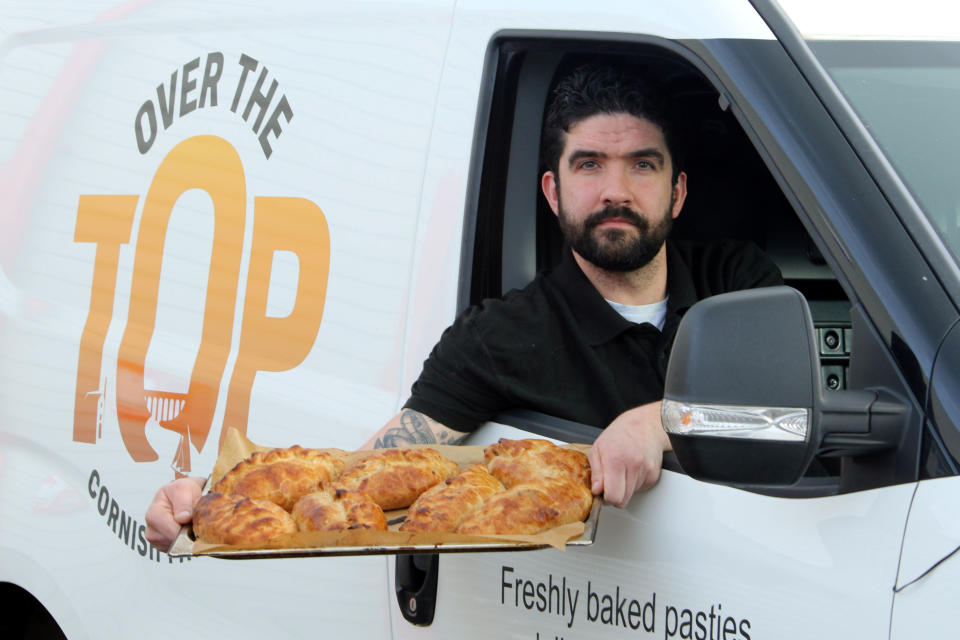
[458,31,950,494]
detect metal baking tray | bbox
[167,497,601,559]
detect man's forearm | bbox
[369,409,469,449]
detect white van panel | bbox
[393,473,913,639]
[453,0,773,40]
[9,1,942,638]
[890,476,960,637]
[891,551,960,639]
[897,476,960,587]
[0,2,455,637]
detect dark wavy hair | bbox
[541,63,682,184]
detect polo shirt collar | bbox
[552,241,697,346]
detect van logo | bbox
[72,135,330,473]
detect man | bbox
[365,63,781,499]
[145,63,781,551]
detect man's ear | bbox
[541,171,560,216]
[671,171,688,220]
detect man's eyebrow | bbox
[567,149,605,168]
[627,148,665,166]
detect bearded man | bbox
[146,63,782,551]
[371,62,783,505]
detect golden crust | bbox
[195,439,591,544]
[456,478,593,535]
[484,438,591,488]
[292,483,387,531]
[339,448,460,510]
[193,492,297,545]
[213,445,349,511]
[400,464,505,533]
[440,439,595,535]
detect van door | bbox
[0,2,455,637]
[389,3,959,638]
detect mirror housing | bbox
[662,286,905,485]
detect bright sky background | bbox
[777,0,960,40]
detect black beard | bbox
[558,201,673,272]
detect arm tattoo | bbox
[375,410,465,448]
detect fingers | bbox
[587,405,667,508]
[604,465,628,508]
[587,446,604,495]
[589,442,632,508]
[602,450,634,508]
[144,493,179,552]
[169,476,204,522]
[642,462,662,489]
[144,477,204,552]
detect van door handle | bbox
[395,553,439,626]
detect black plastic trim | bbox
[670,434,811,486]
[928,318,960,472]
[457,38,503,312]
[493,409,603,444]
[395,553,440,626]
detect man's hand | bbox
[144,476,206,552]
[587,401,671,508]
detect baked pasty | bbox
[213,445,348,511]
[456,477,593,535]
[193,492,297,545]
[455,438,593,535]
[339,448,460,510]
[292,483,387,531]
[400,464,505,533]
[484,438,591,487]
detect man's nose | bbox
[600,169,631,206]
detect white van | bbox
[2,0,959,638]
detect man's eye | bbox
[577,160,598,170]
[634,160,654,170]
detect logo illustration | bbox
[72,135,330,473]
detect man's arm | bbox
[587,401,670,508]
[362,408,470,449]
[368,405,669,507]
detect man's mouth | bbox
[584,206,648,233]
[596,217,636,227]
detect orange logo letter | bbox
[222,197,330,444]
[116,135,245,464]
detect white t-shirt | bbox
[606,296,669,331]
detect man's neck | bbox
[572,245,669,306]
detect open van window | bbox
[463,35,857,492]
[467,37,844,298]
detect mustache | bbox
[583,206,649,232]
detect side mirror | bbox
[662,286,905,485]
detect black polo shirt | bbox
[404,239,783,432]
